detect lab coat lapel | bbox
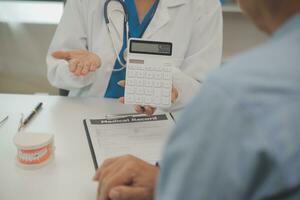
[143,0,187,38]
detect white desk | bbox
[0,93,141,200]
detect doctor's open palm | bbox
[52,50,101,76]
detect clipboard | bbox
[83,113,175,170]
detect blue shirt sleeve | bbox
[155,80,300,200]
[155,13,300,200]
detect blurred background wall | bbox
[0,1,268,95]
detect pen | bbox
[0,116,9,126]
[21,102,43,128]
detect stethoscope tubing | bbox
[104,0,159,72]
[104,0,129,72]
[104,0,129,24]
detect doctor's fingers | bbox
[171,86,179,103]
[74,63,84,76]
[89,59,102,72]
[135,105,145,114]
[81,63,92,75]
[74,61,94,76]
[118,97,125,104]
[90,63,98,72]
[144,106,156,115]
[78,59,100,75]
[117,81,126,104]
[82,59,99,72]
[68,59,80,72]
[135,105,155,115]
[90,58,102,71]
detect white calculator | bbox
[124,39,173,108]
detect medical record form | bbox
[83,113,175,169]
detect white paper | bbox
[86,113,175,166]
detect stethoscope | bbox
[104,0,130,72]
[104,0,159,72]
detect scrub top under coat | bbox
[104,0,159,98]
[46,0,223,112]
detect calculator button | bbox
[139,65,145,71]
[162,97,170,105]
[154,81,161,88]
[153,66,160,71]
[137,79,143,86]
[162,88,171,96]
[155,72,162,80]
[145,96,152,104]
[144,80,152,87]
[136,65,142,70]
[146,72,153,79]
[129,65,137,70]
[145,87,153,95]
[137,71,144,78]
[153,98,161,105]
[163,67,172,72]
[137,87,144,94]
[126,86,135,94]
[149,66,155,71]
[154,88,161,97]
[143,71,148,78]
[163,62,172,67]
[126,95,135,104]
[127,79,136,86]
[135,95,144,103]
[128,70,136,77]
[145,66,151,71]
[163,72,172,80]
[162,81,172,88]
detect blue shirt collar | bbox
[273,12,300,39]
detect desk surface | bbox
[0,93,141,200]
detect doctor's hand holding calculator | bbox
[118,82,178,116]
[118,39,179,115]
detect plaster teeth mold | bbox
[14,132,55,169]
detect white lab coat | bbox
[47,0,223,111]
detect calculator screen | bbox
[130,40,172,56]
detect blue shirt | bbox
[156,13,300,200]
[104,0,159,98]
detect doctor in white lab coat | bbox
[47,0,223,114]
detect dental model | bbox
[14,132,55,169]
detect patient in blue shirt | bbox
[93,1,300,200]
